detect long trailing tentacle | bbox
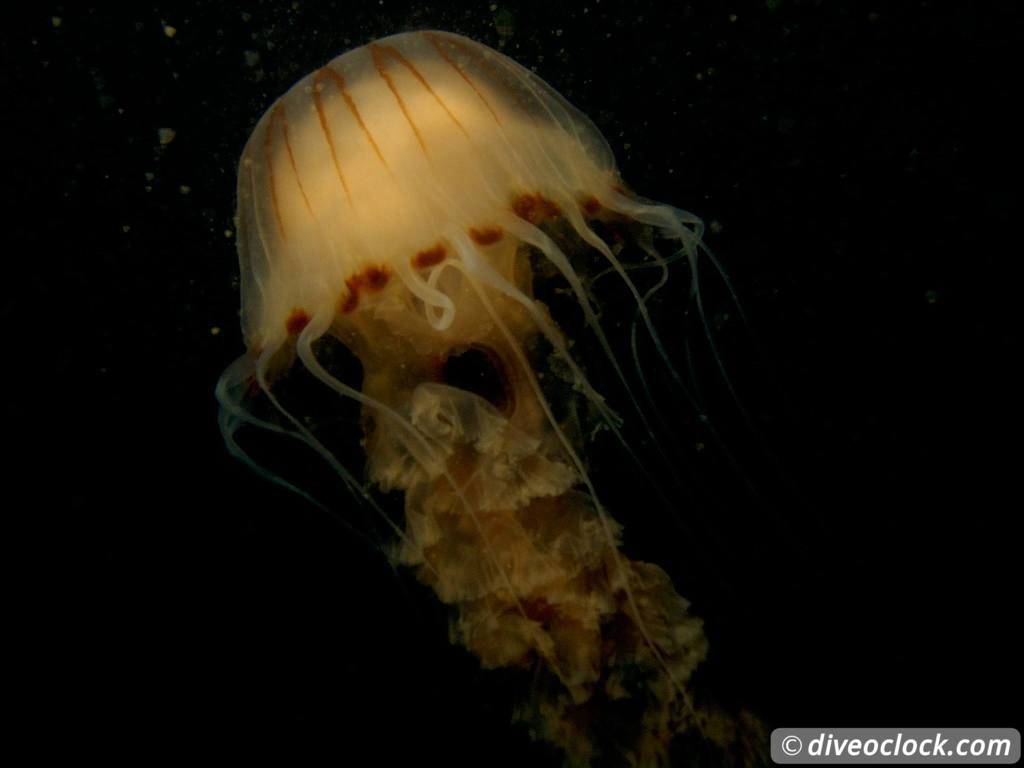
[240,339,438,576]
[216,352,389,553]
[445,246,704,727]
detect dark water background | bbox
[10,1,1019,761]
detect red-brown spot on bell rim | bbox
[468,226,504,246]
[412,242,447,269]
[285,308,310,334]
[511,193,561,224]
[340,265,392,314]
[363,265,390,290]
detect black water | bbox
[12,1,1019,762]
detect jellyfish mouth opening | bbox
[441,344,513,413]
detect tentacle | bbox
[446,254,703,727]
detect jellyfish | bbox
[217,30,762,767]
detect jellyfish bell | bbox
[218,29,762,767]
